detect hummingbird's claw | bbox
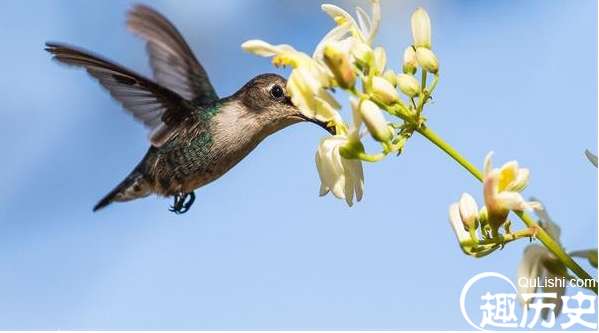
[169,191,196,214]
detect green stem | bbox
[461,227,535,247]
[417,125,598,293]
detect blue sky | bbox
[0,0,596,330]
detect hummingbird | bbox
[46,5,334,214]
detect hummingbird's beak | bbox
[298,114,336,135]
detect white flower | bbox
[458,193,479,230]
[371,76,399,105]
[321,0,380,44]
[482,152,541,230]
[323,42,356,89]
[382,69,397,86]
[402,46,417,75]
[315,136,364,206]
[359,99,393,142]
[415,47,439,74]
[315,98,364,206]
[449,199,497,257]
[372,47,386,75]
[517,204,566,320]
[317,1,380,69]
[411,7,432,49]
[396,73,420,98]
[449,203,471,244]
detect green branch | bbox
[417,125,598,293]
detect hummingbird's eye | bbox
[270,84,285,100]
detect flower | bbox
[371,76,399,105]
[415,47,439,74]
[359,99,393,142]
[323,42,356,89]
[315,98,365,206]
[482,152,541,232]
[411,8,432,49]
[318,1,383,74]
[448,198,497,257]
[517,204,566,320]
[449,203,471,245]
[242,1,383,127]
[315,136,364,206]
[396,73,420,97]
[382,69,397,86]
[402,46,417,75]
[458,193,479,230]
[321,0,380,44]
[372,47,386,75]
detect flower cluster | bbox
[243,1,441,206]
[448,153,542,257]
[242,0,597,312]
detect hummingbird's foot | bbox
[169,191,196,214]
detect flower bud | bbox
[403,46,417,75]
[372,47,386,75]
[351,41,373,66]
[383,70,397,87]
[323,43,356,89]
[415,47,439,74]
[458,193,479,230]
[359,99,393,142]
[371,76,399,105]
[396,73,420,97]
[411,8,432,49]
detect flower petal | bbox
[458,193,479,230]
[498,160,518,191]
[321,4,358,29]
[355,6,371,37]
[313,24,352,62]
[506,168,529,192]
[494,191,528,211]
[241,40,280,56]
[449,203,469,242]
[483,151,494,178]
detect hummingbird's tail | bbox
[93,171,151,212]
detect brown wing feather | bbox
[45,42,192,146]
[127,5,218,105]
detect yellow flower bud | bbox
[402,46,417,75]
[323,43,356,89]
[371,76,399,105]
[396,73,420,97]
[415,47,439,74]
[383,70,397,87]
[411,8,432,49]
[359,99,393,142]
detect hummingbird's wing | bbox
[46,42,193,147]
[127,5,218,106]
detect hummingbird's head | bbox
[236,73,336,135]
